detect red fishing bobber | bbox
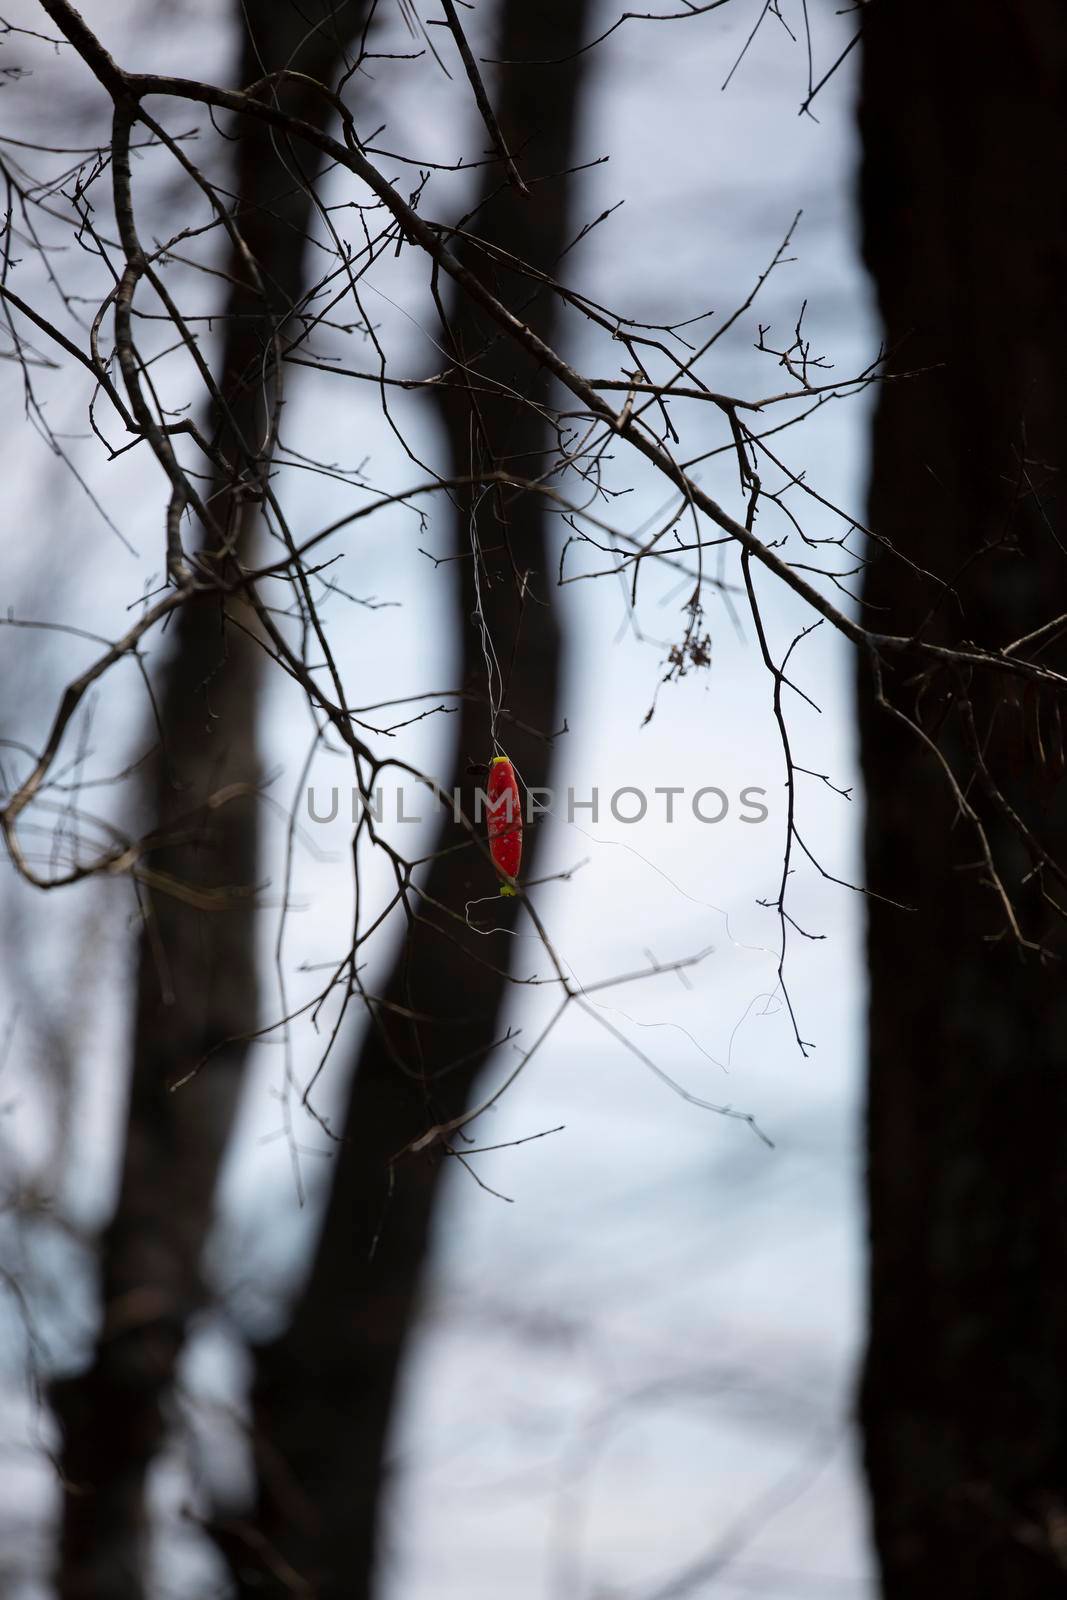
[486,754,522,895]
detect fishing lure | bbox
[486,754,522,896]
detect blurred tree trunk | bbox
[232,5,588,1595]
[51,7,369,1596]
[859,3,1067,1593]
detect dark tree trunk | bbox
[859,3,1067,1594]
[51,7,369,1596]
[233,5,589,1595]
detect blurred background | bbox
[0,1,876,1595]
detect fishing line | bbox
[466,412,506,751]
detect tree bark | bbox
[859,3,1067,1594]
[232,6,589,1595]
[51,8,369,1596]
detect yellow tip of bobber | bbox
[490,754,510,765]
[499,883,517,897]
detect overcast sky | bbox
[0,2,876,1594]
